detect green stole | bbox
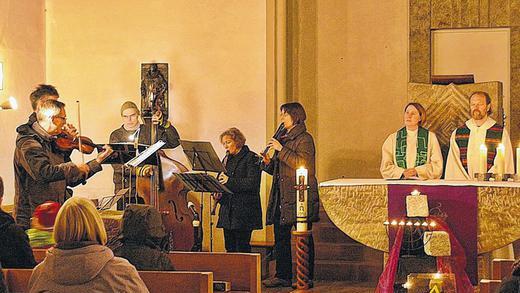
[395,126,429,169]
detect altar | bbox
[319,179,520,281]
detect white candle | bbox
[497,143,505,175]
[479,144,487,174]
[516,147,520,175]
[296,167,308,232]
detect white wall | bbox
[0,0,46,204]
[316,0,409,180]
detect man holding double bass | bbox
[109,101,181,210]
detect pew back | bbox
[139,271,213,293]
[3,269,213,293]
[169,252,260,293]
[3,269,32,293]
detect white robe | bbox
[445,118,514,180]
[380,129,443,180]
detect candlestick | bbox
[296,167,308,232]
[479,144,487,174]
[496,143,505,175]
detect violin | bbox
[54,134,104,154]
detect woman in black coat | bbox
[260,102,320,288]
[216,128,262,253]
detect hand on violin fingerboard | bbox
[62,123,79,138]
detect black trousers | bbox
[273,208,315,281]
[223,229,253,253]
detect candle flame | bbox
[498,143,505,151]
[411,190,420,196]
[480,144,487,151]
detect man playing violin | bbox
[109,101,180,210]
[14,99,113,230]
[17,84,79,145]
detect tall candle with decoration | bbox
[479,144,487,174]
[496,143,505,175]
[516,146,520,176]
[296,167,308,232]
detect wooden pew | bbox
[169,252,260,293]
[479,279,502,293]
[3,269,32,293]
[139,271,213,293]
[492,258,515,280]
[3,269,214,293]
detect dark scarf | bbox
[455,123,503,173]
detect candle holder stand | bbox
[291,230,313,292]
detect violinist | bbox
[16,84,78,144]
[14,100,113,230]
[109,101,180,210]
[215,127,262,253]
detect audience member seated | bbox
[27,201,60,248]
[113,204,175,271]
[28,197,149,293]
[499,259,520,293]
[0,176,36,269]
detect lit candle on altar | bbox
[516,147,520,176]
[296,166,308,232]
[496,143,505,175]
[479,144,487,174]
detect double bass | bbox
[135,110,196,251]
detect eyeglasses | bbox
[53,115,67,121]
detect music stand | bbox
[97,188,130,211]
[126,140,166,167]
[178,140,227,252]
[179,140,226,173]
[174,173,232,252]
[98,143,149,165]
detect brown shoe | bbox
[262,277,292,288]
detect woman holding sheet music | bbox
[215,127,262,253]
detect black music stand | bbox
[110,141,165,209]
[97,188,130,211]
[179,140,226,173]
[174,173,232,251]
[98,143,149,165]
[179,140,227,252]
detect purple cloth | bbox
[387,184,478,285]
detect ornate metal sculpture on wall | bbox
[141,63,169,119]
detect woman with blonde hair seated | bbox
[28,197,149,293]
[380,102,443,180]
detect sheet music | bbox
[125,140,166,167]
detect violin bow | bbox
[76,100,85,164]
